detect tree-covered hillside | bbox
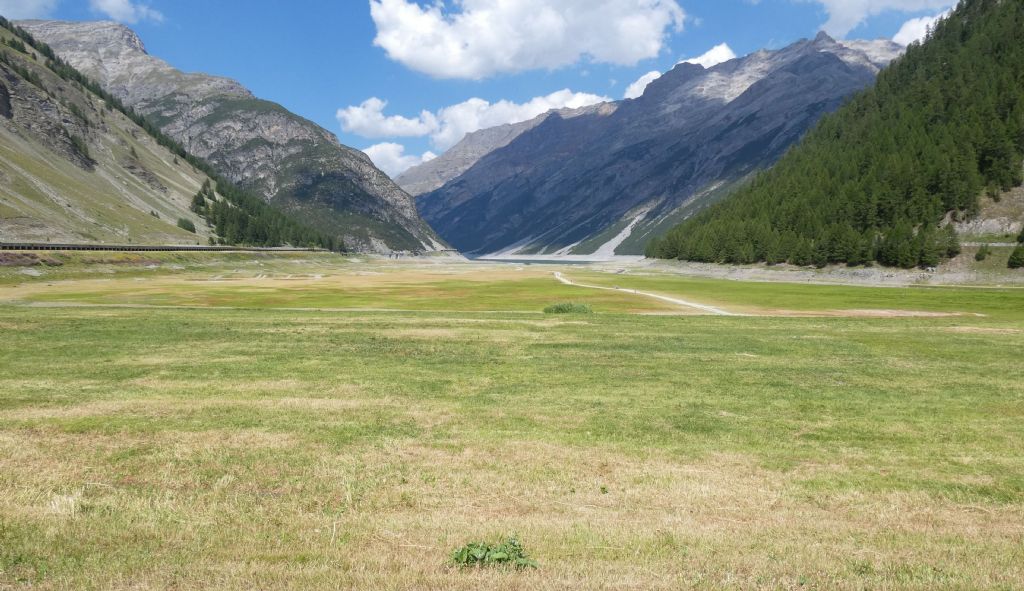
[648,0,1024,268]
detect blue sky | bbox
[3,0,954,176]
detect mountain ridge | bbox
[19,19,444,253]
[417,33,903,256]
[648,0,1024,269]
[396,102,618,196]
[0,18,327,247]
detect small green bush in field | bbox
[450,537,538,569]
[177,218,196,233]
[1008,246,1024,269]
[543,302,592,314]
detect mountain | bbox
[396,103,617,196]
[649,0,1024,269]
[19,20,443,253]
[0,18,328,248]
[417,34,903,256]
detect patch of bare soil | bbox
[943,326,1022,335]
[0,252,62,267]
[765,308,966,318]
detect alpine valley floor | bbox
[1,252,1022,590]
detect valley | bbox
[1,0,1023,588]
[1,252,1022,589]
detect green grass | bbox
[570,270,1024,321]
[1,257,1023,589]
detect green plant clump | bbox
[67,133,90,161]
[544,302,593,314]
[177,218,197,233]
[450,537,538,570]
[1009,245,1024,269]
[975,244,992,262]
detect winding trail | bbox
[553,272,737,316]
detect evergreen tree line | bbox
[0,49,43,88]
[0,17,338,251]
[189,181,334,249]
[647,0,1024,269]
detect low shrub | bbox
[177,218,196,233]
[1009,246,1024,269]
[450,537,538,570]
[543,302,592,314]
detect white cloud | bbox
[0,0,57,19]
[892,9,950,45]
[340,89,610,151]
[89,0,164,24]
[338,98,438,139]
[363,142,436,177]
[430,89,610,150]
[682,43,736,68]
[624,71,662,99]
[623,43,736,100]
[803,0,955,37]
[369,0,686,79]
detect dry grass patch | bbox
[4,435,1018,589]
[943,325,1022,334]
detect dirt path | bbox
[554,272,737,316]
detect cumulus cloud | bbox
[892,9,950,45]
[429,89,610,150]
[623,43,736,100]
[89,0,164,24]
[363,143,437,177]
[340,89,610,151]
[369,0,686,79]
[0,0,58,19]
[338,98,438,139]
[682,43,737,68]
[803,0,955,37]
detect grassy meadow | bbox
[1,253,1022,589]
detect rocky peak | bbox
[20,19,442,253]
[418,33,902,256]
[21,19,146,54]
[18,19,252,106]
[397,101,617,196]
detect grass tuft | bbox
[544,302,593,314]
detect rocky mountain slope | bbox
[396,103,616,196]
[0,24,218,244]
[418,33,903,256]
[20,20,443,253]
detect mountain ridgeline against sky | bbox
[396,103,617,196]
[19,20,444,253]
[649,0,1024,268]
[0,17,331,248]
[416,34,903,256]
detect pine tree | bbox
[942,225,962,257]
[1009,245,1024,269]
[190,191,206,213]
